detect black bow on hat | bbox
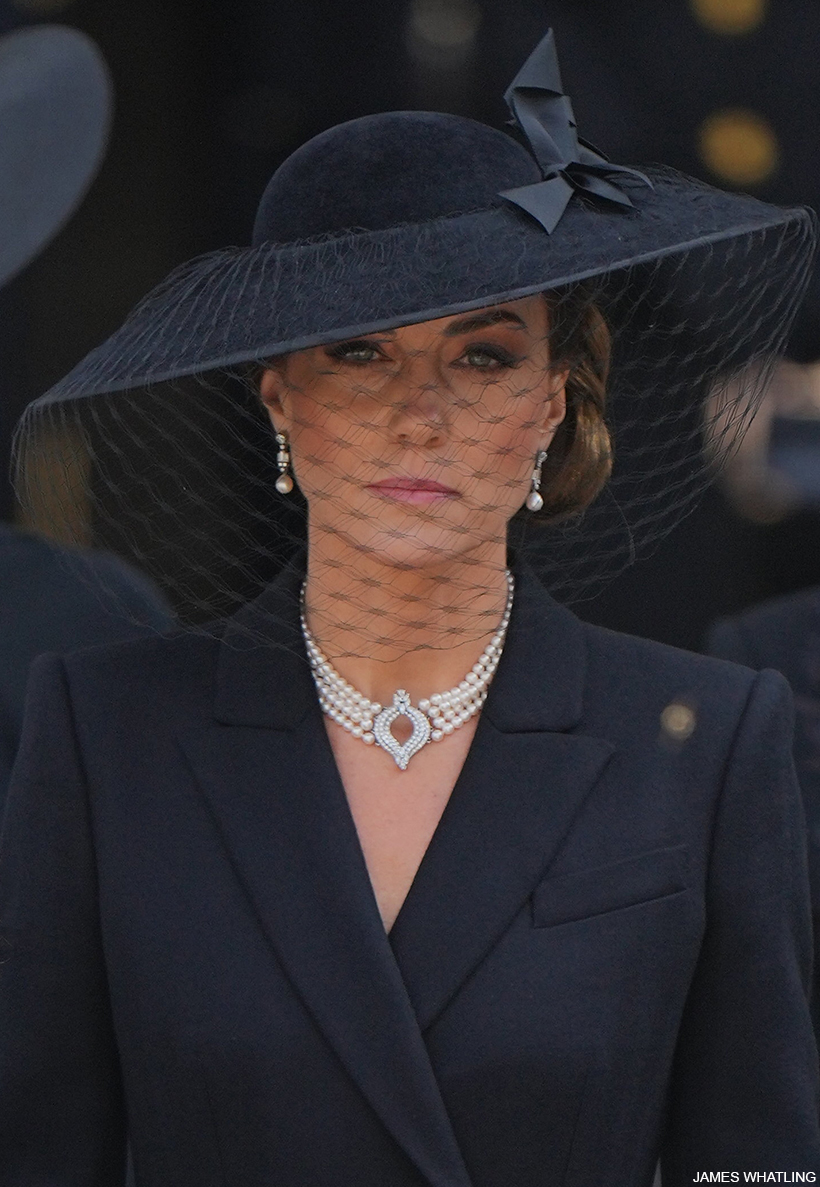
[501,29,652,234]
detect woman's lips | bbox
[366,477,460,505]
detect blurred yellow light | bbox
[698,108,779,186]
[660,702,697,742]
[408,0,482,51]
[690,0,767,35]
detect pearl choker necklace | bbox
[301,572,514,770]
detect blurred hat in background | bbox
[0,23,112,289]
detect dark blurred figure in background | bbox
[709,573,820,1031]
[0,24,172,803]
[707,352,820,1035]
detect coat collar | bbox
[213,554,312,729]
[188,559,613,1186]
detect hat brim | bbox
[14,167,818,621]
[0,25,112,289]
[31,167,815,408]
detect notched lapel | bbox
[389,566,614,1032]
[178,714,475,1187]
[389,721,614,1031]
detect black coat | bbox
[1,566,818,1185]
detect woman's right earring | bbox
[275,431,294,495]
[525,449,548,512]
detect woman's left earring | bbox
[525,449,548,512]
[275,431,294,495]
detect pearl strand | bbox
[301,572,514,751]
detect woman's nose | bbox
[388,384,448,447]
[385,349,450,446]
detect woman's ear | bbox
[259,366,287,430]
[540,366,569,438]
[259,367,282,412]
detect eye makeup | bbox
[457,342,523,369]
[324,338,387,364]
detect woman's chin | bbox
[311,519,505,575]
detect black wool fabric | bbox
[0,567,817,1184]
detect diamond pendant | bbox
[372,690,432,770]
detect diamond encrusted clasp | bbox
[372,690,432,770]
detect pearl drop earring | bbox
[525,449,548,512]
[275,431,294,495]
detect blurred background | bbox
[3,0,820,650]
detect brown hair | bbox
[533,289,613,520]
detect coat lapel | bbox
[389,569,614,1031]
[388,724,613,1032]
[180,561,475,1187]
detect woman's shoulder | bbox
[543,618,793,798]
[577,614,786,732]
[581,614,755,682]
[40,627,225,722]
[516,568,763,700]
[36,613,305,735]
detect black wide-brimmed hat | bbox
[14,29,817,632]
[0,24,112,289]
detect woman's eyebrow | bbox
[443,309,528,336]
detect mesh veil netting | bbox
[12,208,816,660]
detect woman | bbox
[1,30,819,1185]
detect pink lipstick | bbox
[366,477,460,505]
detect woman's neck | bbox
[302,541,512,707]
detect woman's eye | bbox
[459,344,519,369]
[326,340,381,364]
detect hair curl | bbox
[530,288,613,521]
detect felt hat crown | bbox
[251,111,541,243]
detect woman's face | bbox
[259,295,567,571]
